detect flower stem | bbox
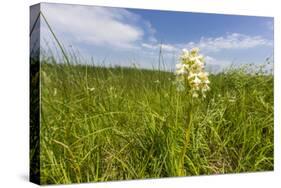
[178,99,193,176]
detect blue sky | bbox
[37,3,274,72]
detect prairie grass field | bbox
[38,56,274,184]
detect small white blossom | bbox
[203,80,210,84]
[193,76,201,85]
[192,92,199,98]
[176,63,183,69]
[190,47,199,55]
[176,68,187,75]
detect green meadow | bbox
[38,56,273,184]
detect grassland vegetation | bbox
[39,52,273,184]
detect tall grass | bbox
[39,55,273,184]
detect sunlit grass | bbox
[39,57,273,184]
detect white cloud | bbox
[204,56,232,73]
[184,33,272,52]
[141,43,155,49]
[41,3,155,49]
[141,32,272,61]
[162,44,178,52]
[141,42,178,52]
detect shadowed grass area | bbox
[39,57,273,184]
